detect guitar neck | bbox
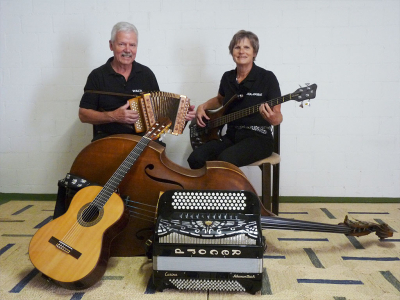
[261,216,352,235]
[93,136,152,208]
[211,93,293,128]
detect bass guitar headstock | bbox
[340,215,394,239]
[292,83,317,108]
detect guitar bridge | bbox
[49,236,82,259]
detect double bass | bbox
[64,130,393,258]
[65,131,264,257]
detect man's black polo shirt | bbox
[80,57,159,137]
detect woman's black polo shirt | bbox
[218,63,281,127]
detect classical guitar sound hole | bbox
[82,205,100,222]
[77,203,104,227]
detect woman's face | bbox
[232,38,255,67]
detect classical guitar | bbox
[29,118,172,290]
[189,84,317,149]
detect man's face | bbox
[109,31,138,66]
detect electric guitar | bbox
[189,84,317,149]
[29,118,172,290]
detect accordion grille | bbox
[169,278,246,292]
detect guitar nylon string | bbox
[63,137,151,245]
[60,133,154,246]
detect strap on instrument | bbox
[84,90,138,98]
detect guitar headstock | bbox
[340,215,394,239]
[292,83,317,107]
[146,117,172,140]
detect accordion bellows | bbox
[128,91,190,135]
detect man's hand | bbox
[185,105,196,121]
[109,101,140,124]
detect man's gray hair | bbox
[110,22,138,42]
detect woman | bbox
[187,30,283,169]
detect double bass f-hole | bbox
[144,164,185,189]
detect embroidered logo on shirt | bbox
[132,89,142,93]
[246,92,262,96]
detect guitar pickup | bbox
[49,236,82,259]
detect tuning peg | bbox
[159,133,166,141]
[300,100,311,108]
[305,83,310,86]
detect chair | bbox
[248,125,280,215]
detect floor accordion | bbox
[152,190,265,294]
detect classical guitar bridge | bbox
[48,236,82,259]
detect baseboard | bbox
[279,196,400,203]
[0,193,56,205]
[1,193,399,206]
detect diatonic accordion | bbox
[128,91,190,135]
[152,190,264,294]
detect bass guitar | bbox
[29,118,172,290]
[189,83,317,149]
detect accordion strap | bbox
[84,90,138,98]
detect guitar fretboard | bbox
[93,136,152,209]
[210,93,296,128]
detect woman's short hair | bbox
[110,22,138,43]
[228,30,259,61]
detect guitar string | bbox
[210,84,315,129]
[61,142,148,246]
[64,132,155,244]
[64,138,150,244]
[60,135,153,246]
[62,145,151,247]
[211,94,292,128]
[194,94,292,136]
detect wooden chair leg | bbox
[272,163,280,215]
[261,162,272,212]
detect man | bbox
[52,22,194,219]
[79,21,195,141]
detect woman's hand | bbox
[196,104,210,127]
[259,103,283,126]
